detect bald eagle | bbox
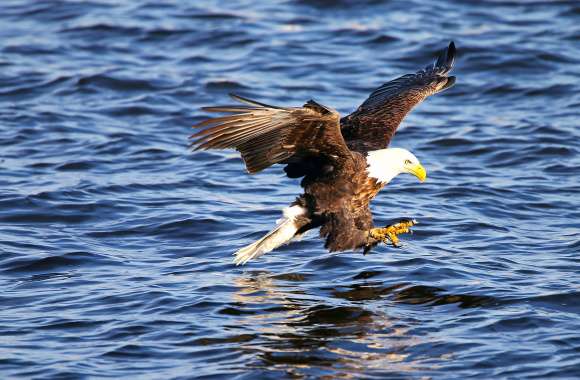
[191,42,456,265]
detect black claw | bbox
[398,218,413,225]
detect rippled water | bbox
[1,0,579,378]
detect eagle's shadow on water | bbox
[227,270,498,374]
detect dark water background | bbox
[1,0,579,378]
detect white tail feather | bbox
[233,206,305,265]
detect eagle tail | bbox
[233,205,306,265]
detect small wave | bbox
[367,34,400,44]
[295,305,374,325]
[100,105,159,117]
[60,23,142,37]
[181,11,245,21]
[393,285,498,308]
[205,80,249,91]
[56,161,95,171]
[2,251,117,274]
[76,73,172,92]
[428,137,474,147]
[0,212,92,225]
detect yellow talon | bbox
[369,219,417,247]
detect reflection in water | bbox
[333,282,496,308]
[229,272,449,377]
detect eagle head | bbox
[366,148,427,184]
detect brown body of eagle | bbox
[191,42,456,263]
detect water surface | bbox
[1,0,579,378]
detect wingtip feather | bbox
[446,41,456,68]
[229,93,283,109]
[431,41,456,74]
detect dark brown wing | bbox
[341,41,456,153]
[191,94,352,174]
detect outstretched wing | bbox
[191,94,352,174]
[341,41,456,152]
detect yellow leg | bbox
[368,219,417,247]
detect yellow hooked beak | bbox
[408,163,427,182]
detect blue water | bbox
[1,1,579,378]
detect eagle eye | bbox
[404,159,412,165]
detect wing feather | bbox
[342,41,456,152]
[191,94,352,174]
[194,119,275,149]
